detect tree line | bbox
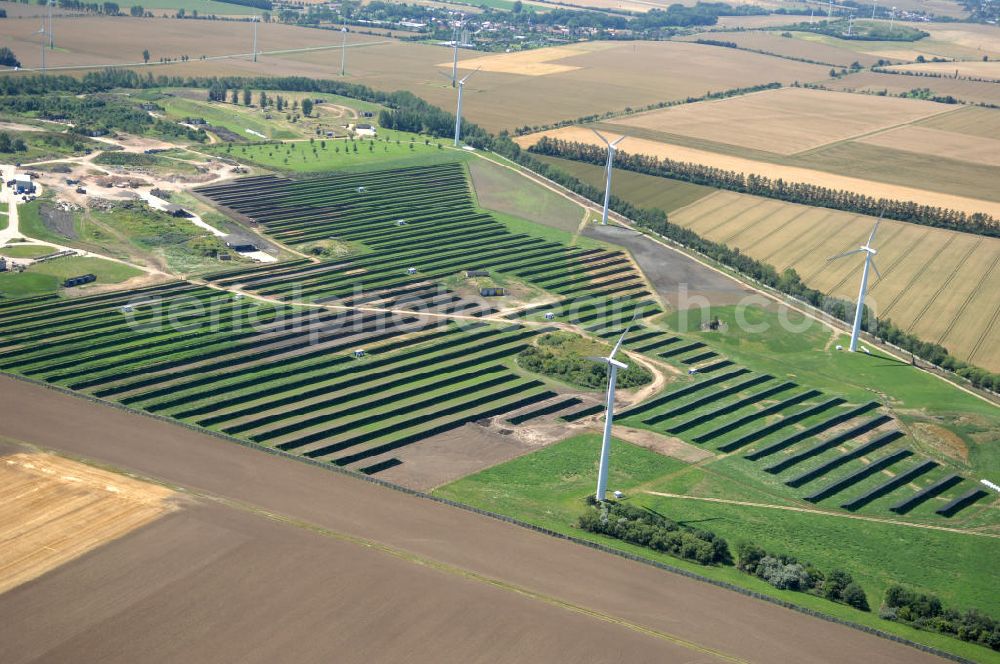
[529,137,1000,238]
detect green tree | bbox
[0,132,12,153]
[0,47,20,68]
[301,98,313,116]
[230,88,239,104]
[243,88,252,105]
[142,48,150,63]
[842,583,870,611]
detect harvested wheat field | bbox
[889,60,1000,81]
[126,38,833,132]
[857,125,1000,166]
[679,30,886,67]
[610,87,950,155]
[917,105,1000,138]
[515,126,1000,218]
[437,41,617,76]
[667,190,1000,370]
[0,451,175,595]
[0,16,380,69]
[826,71,1000,106]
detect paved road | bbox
[0,375,951,664]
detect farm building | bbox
[226,241,259,253]
[63,274,96,288]
[354,123,377,137]
[0,257,7,272]
[466,269,489,278]
[13,175,33,194]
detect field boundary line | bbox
[0,369,978,664]
[905,239,982,334]
[786,104,967,159]
[642,491,1000,539]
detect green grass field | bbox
[0,256,141,300]
[132,0,261,16]
[0,245,56,258]
[468,157,584,234]
[159,96,300,141]
[213,132,468,173]
[533,154,715,213]
[435,433,1000,663]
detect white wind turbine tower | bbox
[828,217,883,353]
[588,322,634,502]
[445,67,478,146]
[47,0,54,49]
[872,0,878,19]
[340,18,348,76]
[250,16,259,62]
[591,128,625,226]
[34,24,49,72]
[450,13,464,87]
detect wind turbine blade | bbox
[827,248,863,262]
[610,135,626,148]
[590,127,610,146]
[868,219,880,247]
[459,66,481,83]
[437,69,453,81]
[586,355,610,366]
[611,325,632,358]
[871,258,883,281]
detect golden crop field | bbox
[434,42,618,77]
[115,35,833,132]
[0,452,175,595]
[917,105,1000,138]
[825,71,1000,106]
[668,191,1000,370]
[679,30,886,67]
[888,60,1000,80]
[515,126,1000,217]
[610,87,950,155]
[0,16,378,68]
[857,125,1000,167]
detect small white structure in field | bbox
[354,123,377,137]
[861,347,870,354]
[356,186,366,193]
[613,490,624,499]
[835,344,844,351]
[396,219,407,226]
[688,368,698,375]
[544,312,555,320]
[407,267,417,275]
[981,479,1000,493]
[353,349,365,358]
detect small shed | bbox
[465,269,489,278]
[13,174,33,194]
[406,267,417,275]
[544,312,555,320]
[354,123,377,137]
[353,349,365,358]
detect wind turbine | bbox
[250,16,259,62]
[588,322,634,502]
[34,24,48,72]
[889,5,896,32]
[590,128,625,226]
[47,0,54,49]
[340,19,348,76]
[872,0,878,19]
[828,217,883,353]
[450,13,464,88]
[444,67,478,146]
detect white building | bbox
[354,123,377,137]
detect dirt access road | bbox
[0,375,951,664]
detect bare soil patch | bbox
[910,422,970,463]
[615,426,714,463]
[0,375,951,664]
[0,451,175,595]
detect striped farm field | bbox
[668,191,1000,371]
